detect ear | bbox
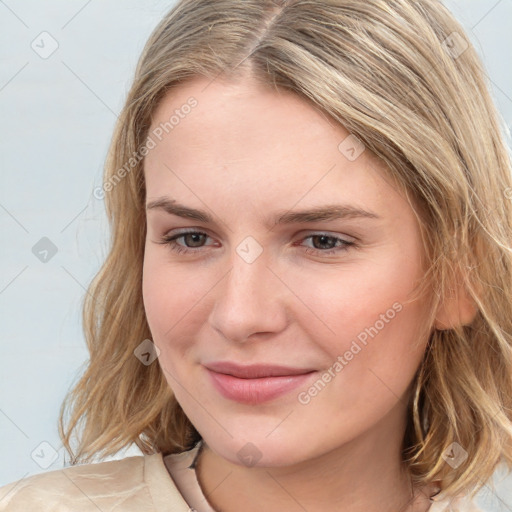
[434,270,479,330]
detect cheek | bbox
[288,254,428,437]
[141,248,213,361]
[292,243,428,372]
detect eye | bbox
[156,230,356,257]
[298,234,356,256]
[156,230,214,255]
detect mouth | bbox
[203,361,318,404]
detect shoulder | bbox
[0,455,148,511]
[0,453,190,511]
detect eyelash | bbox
[156,230,356,257]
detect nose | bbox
[208,247,289,343]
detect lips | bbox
[204,361,317,404]
[205,361,315,378]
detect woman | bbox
[1,0,511,510]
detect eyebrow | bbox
[146,197,381,226]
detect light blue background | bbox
[1,1,511,509]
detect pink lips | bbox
[204,361,317,404]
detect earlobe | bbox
[434,283,479,330]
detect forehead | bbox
[143,75,409,226]
[150,76,343,154]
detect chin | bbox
[199,427,320,468]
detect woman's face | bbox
[142,75,432,467]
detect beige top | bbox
[0,441,482,511]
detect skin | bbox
[142,74,451,512]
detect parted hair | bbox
[59,0,512,501]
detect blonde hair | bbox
[60,0,512,501]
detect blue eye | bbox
[157,231,356,256]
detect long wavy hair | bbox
[59,0,512,501]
